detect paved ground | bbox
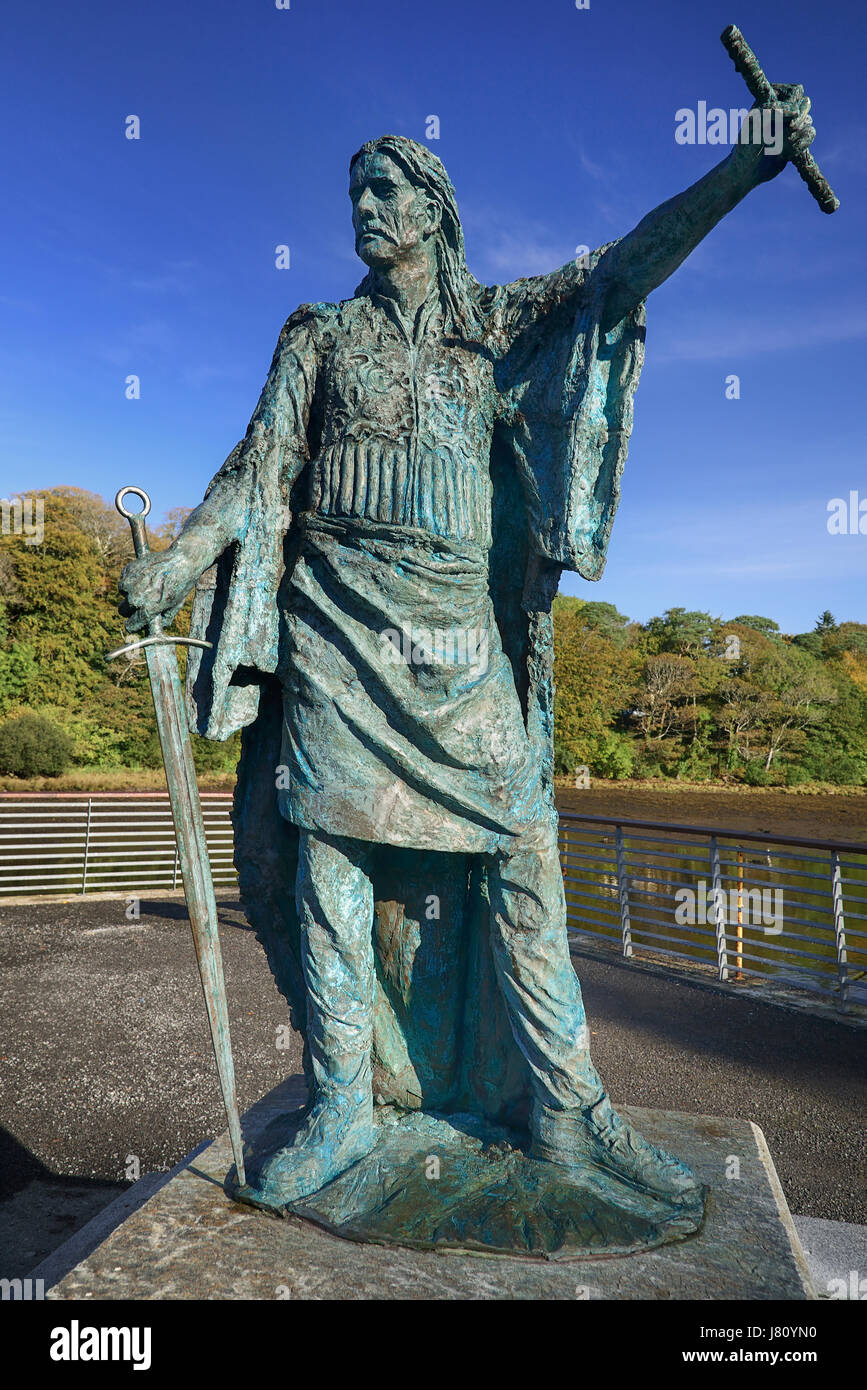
[1,894,865,1278]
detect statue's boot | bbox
[240,829,378,1211]
[244,1072,376,1210]
[530,1095,701,1203]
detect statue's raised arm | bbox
[594,82,816,334]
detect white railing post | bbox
[80,797,93,895]
[615,825,633,958]
[710,835,729,981]
[830,849,849,1011]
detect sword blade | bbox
[144,641,246,1187]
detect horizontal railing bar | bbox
[625,914,718,941]
[574,935,839,998]
[559,851,617,870]
[623,927,719,954]
[0,795,233,806]
[619,904,716,933]
[74,876,236,889]
[725,965,834,995]
[721,938,837,966]
[561,895,620,920]
[716,863,832,885]
[2,846,177,859]
[564,837,708,856]
[562,889,619,911]
[597,838,713,855]
[14,828,232,839]
[562,878,620,899]
[0,805,232,815]
[617,875,698,893]
[752,911,835,937]
[558,812,867,856]
[564,914,621,934]
[620,846,728,864]
[0,874,89,886]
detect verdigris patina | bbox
[119,81,819,1257]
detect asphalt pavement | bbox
[1,893,864,1278]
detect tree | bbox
[730,615,781,640]
[0,713,74,778]
[644,608,718,658]
[750,645,837,770]
[552,598,635,776]
[48,487,134,577]
[636,654,696,742]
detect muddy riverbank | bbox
[555,782,867,844]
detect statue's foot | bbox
[239,1093,377,1212]
[530,1096,701,1203]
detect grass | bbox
[0,768,237,794]
[1,769,863,796]
[552,776,867,798]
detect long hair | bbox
[349,135,483,340]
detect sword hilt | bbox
[107,485,212,663]
[721,24,840,214]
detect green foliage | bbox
[730,615,781,640]
[644,608,718,657]
[0,712,74,778]
[0,487,241,778]
[553,598,635,776]
[2,486,863,789]
[591,732,635,780]
[552,595,864,785]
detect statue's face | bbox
[350,151,437,267]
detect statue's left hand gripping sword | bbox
[107,486,246,1189]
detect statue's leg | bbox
[246,828,377,1207]
[486,817,700,1201]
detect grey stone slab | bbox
[793,1216,867,1299]
[28,1144,210,1291]
[46,1078,815,1301]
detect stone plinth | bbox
[43,1078,815,1300]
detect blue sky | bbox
[2,0,864,634]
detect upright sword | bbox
[107,485,246,1188]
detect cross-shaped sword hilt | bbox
[721,24,839,214]
[106,485,213,663]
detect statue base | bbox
[41,1076,815,1300]
[243,1105,705,1260]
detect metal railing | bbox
[0,793,236,897]
[559,812,867,1015]
[1,795,865,1014]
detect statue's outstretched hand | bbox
[748,82,816,185]
[118,548,197,634]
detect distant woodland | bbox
[1,487,866,786]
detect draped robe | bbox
[185,245,646,1126]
